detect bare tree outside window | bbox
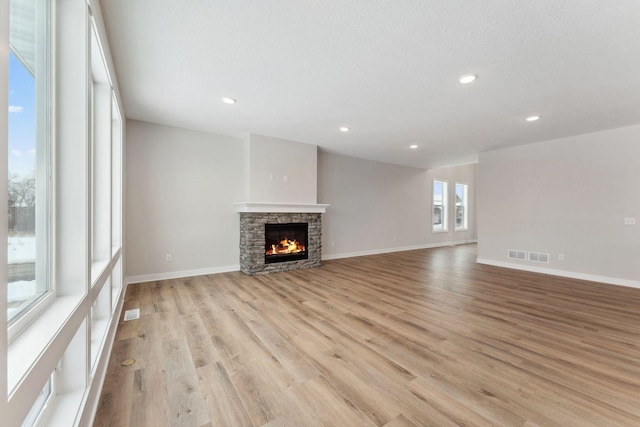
[8,0,51,323]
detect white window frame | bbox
[89,22,112,285]
[21,375,53,427]
[111,94,122,254]
[4,1,126,425]
[432,180,448,232]
[7,0,89,421]
[7,0,54,339]
[455,182,469,231]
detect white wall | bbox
[247,134,318,204]
[126,120,244,280]
[318,151,477,258]
[477,124,640,286]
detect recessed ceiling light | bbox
[222,97,236,104]
[410,144,418,149]
[526,115,540,122]
[339,126,350,132]
[459,74,477,84]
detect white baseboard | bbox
[476,258,640,289]
[126,242,484,282]
[322,240,477,261]
[126,264,240,284]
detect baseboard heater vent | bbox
[123,308,140,321]
[507,249,527,260]
[528,252,549,263]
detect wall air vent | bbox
[508,249,527,260]
[528,252,549,263]
[123,308,140,321]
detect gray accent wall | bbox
[477,124,640,285]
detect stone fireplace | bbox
[236,134,328,275]
[236,203,328,275]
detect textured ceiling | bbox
[101,0,640,169]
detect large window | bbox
[7,0,51,324]
[90,24,112,281]
[455,183,468,231]
[3,1,125,426]
[432,180,448,232]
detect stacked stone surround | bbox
[239,212,322,275]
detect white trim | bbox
[77,276,127,427]
[454,181,469,231]
[234,202,329,213]
[8,292,56,344]
[1,0,9,418]
[322,240,477,261]
[7,293,83,395]
[476,258,640,289]
[126,264,241,284]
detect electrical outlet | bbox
[166,254,172,262]
[624,217,636,225]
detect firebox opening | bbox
[265,223,308,264]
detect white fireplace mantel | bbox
[234,202,329,214]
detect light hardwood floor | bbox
[94,244,640,426]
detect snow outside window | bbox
[8,0,52,325]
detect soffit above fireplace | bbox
[234,202,329,214]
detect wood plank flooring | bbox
[94,244,640,426]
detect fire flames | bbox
[266,237,305,255]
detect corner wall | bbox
[318,151,477,258]
[477,124,640,287]
[125,120,244,280]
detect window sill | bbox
[454,228,469,232]
[432,229,449,234]
[91,249,121,289]
[40,389,84,427]
[8,291,55,343]
[111,286,123,310]
[8,293,84,394]
[90,316,110,371]
[90,259,110,288]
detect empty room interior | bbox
[2,1,640,426]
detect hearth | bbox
[265,223,308,264]
[235,203,328,275]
